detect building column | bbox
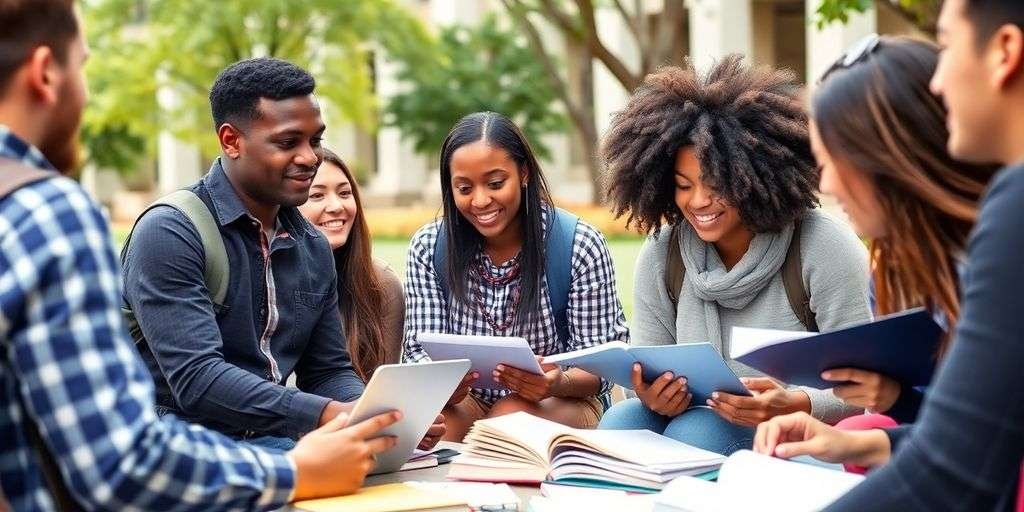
[805,0,876,84]
[686,0,753,73]
[366,50,430,206]
[155,83,202,196]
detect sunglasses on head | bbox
[818,33,881,84]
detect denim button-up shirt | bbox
[122,159,363,440]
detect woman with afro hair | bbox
[597,55,871,455]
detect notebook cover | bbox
[734,309,942,388]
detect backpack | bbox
[663,218,819,332]
[120,189,229,345]
[432,208,579,344]
[0,158,82,510]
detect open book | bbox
[730,308,942,389]
[542,341,749,402]
[447,412,725,492]
[653,450,864,512]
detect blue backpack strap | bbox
[432,222,451,303]
[546,208,579,345]
[433,210,578,345]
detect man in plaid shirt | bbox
[0,2,399,509]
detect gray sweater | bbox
[632,209,871,423]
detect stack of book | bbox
[447,412,725,492]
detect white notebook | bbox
[653,450,864,512]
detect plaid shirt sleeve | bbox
[401,221,448,363]
[566,221,630,395]
[0,177,295,511]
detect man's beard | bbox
[40,133,81,176]
[38,91,83,175]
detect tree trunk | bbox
[574,47,603,204]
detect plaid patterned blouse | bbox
[402,208,629,405]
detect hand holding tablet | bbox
[417,333,544,391]
[346,359,471,475]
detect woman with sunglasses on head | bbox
[753,35,998,472]
[814,35,997,442]
[402,112,629,442]
[597,55,872,456]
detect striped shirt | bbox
[402,208,629,405]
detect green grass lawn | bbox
[373,237,643,320]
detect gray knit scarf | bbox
[675,221,795,346]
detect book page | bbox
[655,476,721,512]
[716,451,863,511]
[472,412,570,466]
[729,327,814,359]
[553,429,726,467]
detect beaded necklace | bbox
[471,252,522,333]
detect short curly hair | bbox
[602,54,818,234]
[209,57,316,131]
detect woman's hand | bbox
[707,377,811,427]
[823,368,901,413]
[447,371,479,407]
[753,411,892,467]
[417,414,446,451]
[633,363,691,417]
[494,356,565,402]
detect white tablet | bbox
[417,332,544,391]
[347,359,471,475]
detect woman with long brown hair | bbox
[752,35,1000,476]
[298,148,401,381]
[808,35,997,426]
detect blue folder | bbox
[545,341,750,402]
[732,308,942,389]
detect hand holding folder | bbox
[730,308,942,389]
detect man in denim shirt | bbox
[123,58,443,450]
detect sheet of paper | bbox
[716,451,863,511]
[473,411,568,463]
[729,326,814,359]
[530,494,655,512]
[407,481,519,510]
[654,476,721,512]
[563,428,726,467]
[292,483,464,512]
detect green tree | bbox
[81,0,435,176]
[816,0,940,34]
[385,15,566,163]
[498,0,688,203]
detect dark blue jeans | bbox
[238,435,296,453]
[598,398,753,455]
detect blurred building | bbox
[85,0,927,219]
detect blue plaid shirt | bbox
[0,126,295,511]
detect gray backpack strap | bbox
[782,218,818,332]
[664,224,685,315]
[121,189,229,307]
[0,159,53,199]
